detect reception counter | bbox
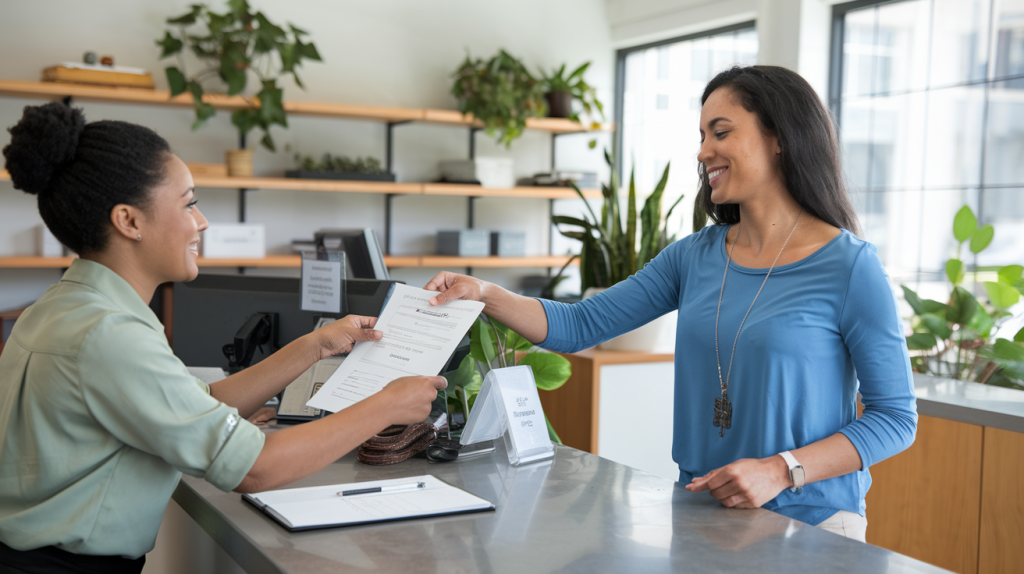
[866,374,1024,574]
[170,441,946,573]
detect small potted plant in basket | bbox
[155,0,322,175]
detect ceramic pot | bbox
[545,91,573,118]
[225,149,254,177]
[582,287,676,352]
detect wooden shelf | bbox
[0,255,576,270]
[191,174,421,194]
[0,256,77,268]
[422,183,601,200]
[0,79,606,132]
[418,255,576,268]
[4,169,600,200]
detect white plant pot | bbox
[582,287,676,352]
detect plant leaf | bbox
[946,259,964,285]
[519,352,572,391]
[991,339,1024,362]
[231,108,258,135]
[901,285,947,315]
[985,281,1021,309]
[447,354,482,389]
[165,66,187,96]
[469,318,497,366]
[953,205,978,243]
[998,264,1023,286]
[156,31,184,59]
[545,415,562,444]
[166,5,202,25]
[969,224,994,253]
[907,332,938,351]
[947,286,980,326]
[919,314,952,339]
[1015,326,1024,343]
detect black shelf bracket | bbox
[468,127,481,160]
[384,193,396,255]
[385,120,412,174]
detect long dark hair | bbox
[3,102,170,255]
[695,66,859,235]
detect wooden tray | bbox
[42,66,154,89]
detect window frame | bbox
[612,20,757,180]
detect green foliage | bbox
[551,151,682,293]
[155,1,322,150]
[451,49,547,147]
[901,205,1024,390]
[540,61,605,123]
[456,315,571,443]
[293,153,386,174]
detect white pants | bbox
[816,510,867,542]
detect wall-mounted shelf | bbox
[0,255,577,270]
[0,79,607,133]
[0,170,601,200]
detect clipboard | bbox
[242,474,495,532]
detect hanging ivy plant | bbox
[451,49,546,148]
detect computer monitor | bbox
[172,274,400,370]
[314,228,389,280]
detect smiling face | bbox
[697,87,784,206]
[137,154,208,282]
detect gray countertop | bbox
[913,373,1024,433]
[175,442,948,574]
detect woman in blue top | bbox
[424,66,917,541]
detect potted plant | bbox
[286,153,395,182]
[451,49,546,148]
[548,151,683,351]
[447,315,571,443]
[540,62,604,123]
[155,0,322,175]
[901,206,1024,389]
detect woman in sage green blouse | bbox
[0,102,447,574]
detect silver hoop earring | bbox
[136,234,142,242]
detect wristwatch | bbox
[778,451,805,494]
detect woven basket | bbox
[225,149,254,177]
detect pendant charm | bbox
[713,394,732,437]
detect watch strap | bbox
[778,450,805,493]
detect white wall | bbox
[0,0,615,310]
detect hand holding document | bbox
[307,284,484,413]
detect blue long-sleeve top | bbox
[539,224,918,525]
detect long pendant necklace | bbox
[713,212,802,437]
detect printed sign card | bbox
[460,365,554,466]
[301,251,345,313]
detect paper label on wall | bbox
[301,257,342,313]
[306,284,484,413]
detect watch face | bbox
[793,466,806,488]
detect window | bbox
[615,23,758,239]
[831,0,1024,301]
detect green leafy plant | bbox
[540,62,604,123]
[446,315,571,443]
[293,153,385,174]
[902,205,1024,390]
[551,151,683,293]
[156,0,322,151]
[451,49,546,147]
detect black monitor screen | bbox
[172,275,400,370]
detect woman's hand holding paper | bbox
[313,315,383,360]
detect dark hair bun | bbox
[3,102,86,195]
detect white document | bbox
[306,284,484,413]
[242,475,494,531]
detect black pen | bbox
[338,481,426,497]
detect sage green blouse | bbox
[0,259,265,558]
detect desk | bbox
[171,441,946,574]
